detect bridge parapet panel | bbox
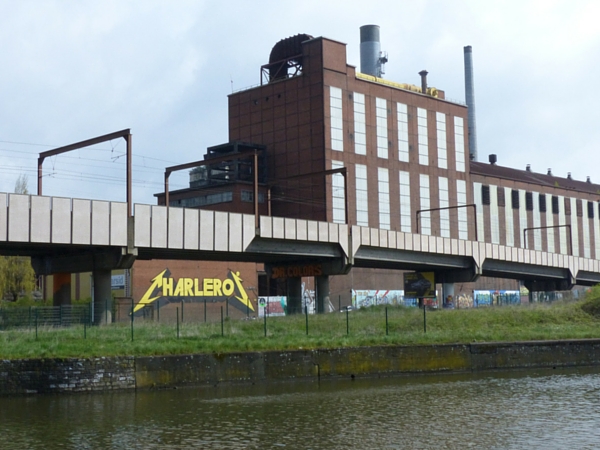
[0,194,5,241]
[8,194,29,242]
[31,196,51,243]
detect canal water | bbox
[0,367,599,449]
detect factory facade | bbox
[140,27,600,311]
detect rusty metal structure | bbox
[261,34,313,84]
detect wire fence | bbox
[0,305,91,330]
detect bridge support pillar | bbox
[93,269,112,325]
[316,276,329,314]
[286,277,302,315]
[442,283,455,308]
[53,273,71,306]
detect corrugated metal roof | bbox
[469,161,600,196]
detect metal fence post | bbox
[305,304,309,335]
[346,307,349,335]
[263,304,267,337]
[221,306,224,337]
[131,298,134,342]
[385,306,389,336]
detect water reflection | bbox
[0,367,599,449]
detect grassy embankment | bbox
[1,291,599,360]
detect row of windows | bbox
[172,191,233,208]
[481,185,599,218]
[329,87,467,172]
[332,160,468,240]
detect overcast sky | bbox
[1,0,599,205]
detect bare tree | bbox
[14,174,29,194]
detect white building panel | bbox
[167,207,184,249]
[199,210,215,251]
[183,208,199,250]
[30,196,51,243]
[0,193,6,241]
[214,212,229,251]
[72,199,91,245]
[150,206,167,249]
[8,194,30,242]
[110,202,128,246]
[91,201,110,246]
[229,213,243,253]
[134,204,151,248]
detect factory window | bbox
[481,185,490,205]
[397,103,409,162]
[173,191,233,208]
[511,189,519,209]
[376,97,388,159]
[419,174,431,235]
[576,200,583,217]
[457,180,468,240]
[454,117,465,172]
[329,87,343,151]
[353,93,366,155]
[399,171,411,233]
[355,164,369,227]
[439,177,450,238]
[552,196,559,214]
[525,192,533,211]
[588,201,594,219]
[378,168,390,229]
[418,108,428,165]
[331,161,346,224]
[241,191,265,203]
[539,194,546,213]
[497,188,505,207]
[436,112,447,169]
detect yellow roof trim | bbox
[356,72,439,98]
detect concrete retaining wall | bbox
[2,339,600,395]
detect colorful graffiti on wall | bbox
[473,290,521,307]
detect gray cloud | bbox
[1,0,599,201]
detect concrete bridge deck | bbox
[1,192,599,290]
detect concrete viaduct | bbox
[1,192,599,323]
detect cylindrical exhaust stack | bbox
[419,70,428,95]
[464,45,478,162]
[360,25,385,77]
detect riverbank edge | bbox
[2,338,600,395]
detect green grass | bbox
[1,295,600,360]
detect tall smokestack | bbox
[360,25,387,77]
[464,45,478,162]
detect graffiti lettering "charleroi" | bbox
[134,270,254,313]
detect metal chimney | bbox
[419,70,428,95]
[360,25,387,77]
[464,45,478,162]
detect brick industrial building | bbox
[139,26,599,311]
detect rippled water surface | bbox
[1,367,599,449]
